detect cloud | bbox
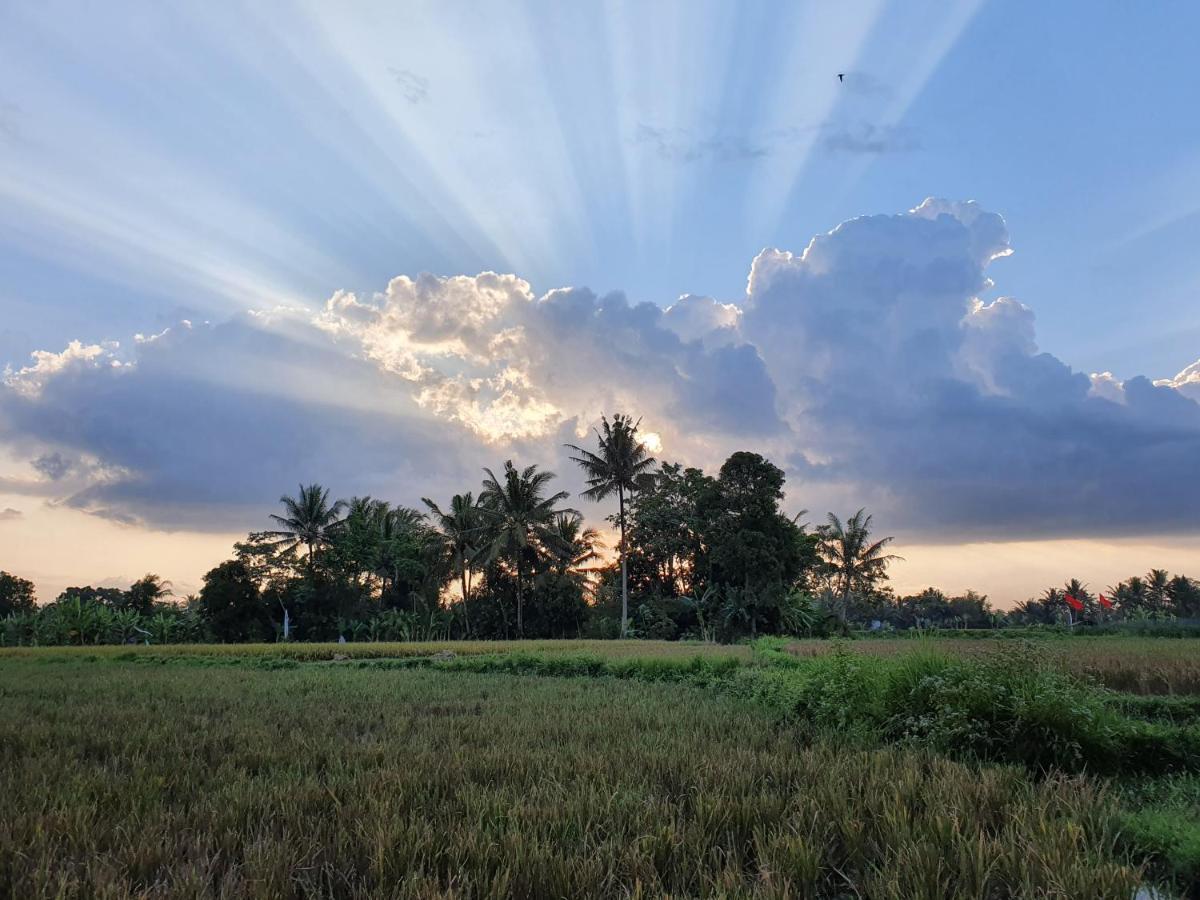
[31,452,72,480]
[1155,359,1200,402]
[740,199,1200,537]
[387,68,429,104]
[0,507,21,521]
[1,199,1197,541]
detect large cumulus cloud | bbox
[2,199,1198,538]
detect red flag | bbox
[1064,593,1084,612]
[1098,594,1114,609]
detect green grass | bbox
[0,657,1150,899]
[778,636,1200,695]
[0,638,751,663]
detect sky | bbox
[2,1,1199,605]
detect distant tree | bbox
[1145,568,1171,614]
[56,585,125,608]
[567,414,656,638]
[478,461,573,637]
[198,560,271,642]
[267,484,347,566]
[0,571,35,617]
[704,452,812,632]
[123,573,172,616]
[1168,574,1200,618]
[948,590,994,629]
[897,587,952,629]
[373,505,431,611]
[423,492,484,635]
[625,462,715,600]
[545,512,601,579]
[819,509,900,625]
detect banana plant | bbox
[147,611,177,644]
[109,609,144,644]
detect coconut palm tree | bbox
[819,509,900,625]
[423,492,485,636]
[566,414,656,637]
[478,461,573,637]
[1145,568,1171,613]
[546,512,602,579]
[266,483,347,567]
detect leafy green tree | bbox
[818,509,899,625]
[0,572,35,617]
[626,462,715,600]
[567,414,656,638]
[199,560,272,642]
[703,452,812,634]
[478,461,572,637]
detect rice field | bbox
[0,638,751,664]
[3,637,1198,897]
[0,656,1148,899]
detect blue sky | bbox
[2,1,1199,601]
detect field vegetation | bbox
[3,636,1199,897]
[0,653,1162,899]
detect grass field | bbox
[3,637,1198,898]
[0,638,751,663]
[780,636,1200,695]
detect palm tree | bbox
[819,509,900,625]
[566,414,656,637]
[546,512,602,579]
[266,483,347,567]
[373,504,426,601]
[478,461,573,637]
[423,492,485,636]
[1145,568,1171,613]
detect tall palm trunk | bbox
[516,559,524,638]
[458,553,472,638]
[619,487,628,638]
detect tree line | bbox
[2,414,1198,645]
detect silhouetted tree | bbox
[567,414,656,637]
[423,492,484,635]
[198,560,270,642]
[479,461,573,637]
[0,571,35,617]
[819,509,899,625]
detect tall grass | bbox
[0,659,1147,899]
[778,636,1200,695]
